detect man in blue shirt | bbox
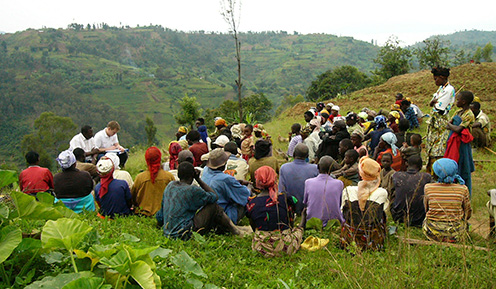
[202,148,251,224]
[278,143,319,214]
[156,162,243,239]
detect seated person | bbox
[423,158,471,243]
[94,121,128,165]
[379,153,396,200]
[248,140,279,182]
[94,157,132,218]
[69,125,100,163]
[241,124,255,161]
[156,162,244,240]
[202,148,251,224]
[73,148,99,181]
[187,130,209,167]
[488,189,496,237]
[470,101,491,148]
[391,155,431,227]
[19,151,54,195]
[169,150,204,186]
[332,149,360,187]
[304,156,345,227]
[176,126,188,141]
[399,133,422,171]
[401,99,420,129]
[105,152,134,189]
[364,115,392,155]
[316,120,349,161]
[247,166,304,257]
[375,132,402,171]
[132,147,175,216]
[395,118,414,147]
[287,123,302,158]
[388,111,400,133]
[167,142,182,170]
[224,142,249,181]
[53,150,94,213]
[346,113,364,136]
[351,131,368,158]
[341,157,389,251]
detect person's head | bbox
[406,155,422,171]
[339,139,354,156]
[253,124,263,138]
[254,140,271,160]
[73,148,86,162]
[176,126,188,139]
[388,111,400,123]
[81,125,93,140]
[357,111,368,124]
[291,123,301,134]
[400,99,411,111]
[304,111,314,123]
[374,115,387,129]
[300,126,312,140]
[177,162,195,184]
[344,149,359,165]
[410,133,422,146]
[177,150,194,164]
[395,93,404,101]
[333,120,347,132]
[318,156,334,174]
[456,91,474,108]
[215,118,227,130]
[230,124,243,139]
[25,151,39,165]
[96,157,114,176]
[195,117,205,128]
[243,124,253,136]
[207,148,230,171]
[470,101,481,116]
[106,121,120,136]
[346,113,358,126]
[224,142,238,155]
[213,135,230,148]
[145,146,162,182]
[379,132,397,151]
[320,111,330,120]
[56,150,77,170]
[398,118,410,132]
[432,158,465,185]
[330,105,340,116]
[105,152,121,170]
[380,153,393,170]
[431,67,450,86]
[350,132,363,147]
[186,130,201,145]
[293,143,309,160]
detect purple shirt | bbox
[287,135,302,157]
[304,174,345,226]
[279,159,318,214]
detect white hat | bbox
[331,105,340,111]
[105,153,120,169]
[326,103,334,107]
[214,135,230,147]
[56,150,76,169]
[96,157,114,175]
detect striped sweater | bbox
[424,183,471,223]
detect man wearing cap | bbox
[202,148,251,224]
[330,105,345,124]
[53,150,95,213]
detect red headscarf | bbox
[254,166,279,203]
[146,147,162,183]
[96,157,115,199]
[168,142,182,170]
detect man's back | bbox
[279,159,318,214]
[19,166,53,194]
[304,174,344,226]
[391,170,431,226]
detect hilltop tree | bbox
[221,0,243,121]
[174,95,203,130]
[145,117,157,147]
[473,47,483,63]
[306,65,371,101]
[415,36,450,69]
[482,42,493,62]
[373,36,411,80]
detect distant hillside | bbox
[426,30,496,47]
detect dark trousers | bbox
[192,203,238,235]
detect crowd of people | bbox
[17,67,494,257]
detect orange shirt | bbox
[377,148,402,171]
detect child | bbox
[445,91,475,195]
[241,124,255,161]
[399,133,422,171]
[287,123,302,158]
[351,132,368,158]
[379,153,396,201]
[400,99,420,129]
[332,149,360,187]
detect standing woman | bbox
[425,67,456,173]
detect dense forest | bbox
[0,25,494,168]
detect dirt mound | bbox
[287,102,314,117]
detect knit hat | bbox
[56,150,76,169]
[207,148,230,169]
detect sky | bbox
[1,0,495,46]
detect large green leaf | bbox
[99,250,131,275]
[130,260,156,289]
[0,170,17,189]
[62,276,111,289]
[41,218,93,252]
[9,191,77,220]
[25,272,94,289]
[0,203,9,220]
[124,244,159,262]
[171,251,207,278]
[0,225,22,264]
[149,247,172,260]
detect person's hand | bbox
[194,169,202,180]
[402,142,408,148]
[430,99,437,107]
[238,179,251,186]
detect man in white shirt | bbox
[94,121,128,166]
[69,125,100,162]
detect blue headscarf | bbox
[198,125,208,144]
[374,115,387,128]
[380,132,399,156]
[433,158,465,185]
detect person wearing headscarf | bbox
[364,115,393,155]
[176,126,188,141]
[168,142,182,170]
[53,150,94,213]
[94,157,132,218]
[340,157,389,251]
[105,152,134,189]
[375,132,402,171]
[131,147,175,216]
[425,67,456,173]
[248,140,279,182]
[247,166,304,258]
[388,111,400,133]
[345,112,364,136]
[197,125,212,151]
[230,124,243,148]
[423,158,471,243]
